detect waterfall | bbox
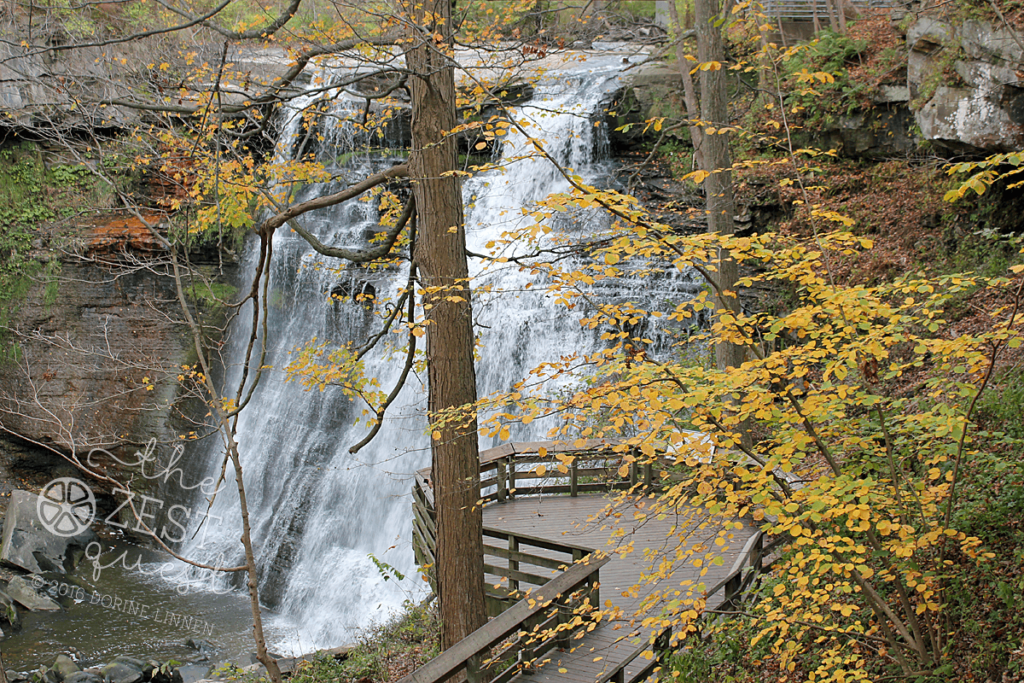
[178,48,700,653]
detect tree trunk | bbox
[825,0,840,32]
[668,0,705,170]
[695,0,745,373]
[403,0,488,652]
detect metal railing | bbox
[761,0,896,21]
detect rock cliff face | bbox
[609,14,1024,158]
[909,17,1024,153]
[0,216,231,502]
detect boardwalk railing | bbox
[760,0,895,21]
[413,456,604,615]
[410,438,787,683]
[412,438,705,614]
[477,439,650,503]
[397,555,611,683]
[592,530,789,683]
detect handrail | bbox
[410,438,786,683]
[760,0,895,21]
[474,438,694,504]
[591,530,786,683]
[396,555,611,683]
[418,436,712,504]
[413,437,710,613]
[414,479,599,614]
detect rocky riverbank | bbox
[8,652,190,683]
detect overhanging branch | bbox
[152,0,302,40]
[264,166,412,263]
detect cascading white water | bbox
[179,48,701,654]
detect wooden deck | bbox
[481,493,758,683]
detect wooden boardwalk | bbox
[406,441,775,683]
[481,493,757,683]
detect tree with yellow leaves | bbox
[468,137,1023,680]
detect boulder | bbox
[917,86,1024,153]
[170,666,201,683]
[1,490,98,575]
[31,669,59,683]
[0,589,20,627]
[64,674,103,683]
[908,17,1024,152]
[4,577,60,612]
[605,64,690,152]
[52,656,80,682]
[99,662,143,683]
[183,638,213,662]
[110,659,145,672]
[183,639,211,652]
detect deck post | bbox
[508,456,516,499]
[570,458,578,497]
[724,573,741,611]
[555,596,570,650]
[520,614,538,675]
[629,460,638,488]
[643,462,653,489]
[466,653,484,683]
[509,534,521,594]
[497,460,507,503]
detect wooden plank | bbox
[396,557,610,683]
[510,441,559,456]
[481,444,516,463]
[486,595,510,618]
[483,545,570,571]
[412,516,435,553]
[413,500,436,535]
[507,482,629,497]
[412,507,433,540]
[484,563,551,587]
[484,527,594,557]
